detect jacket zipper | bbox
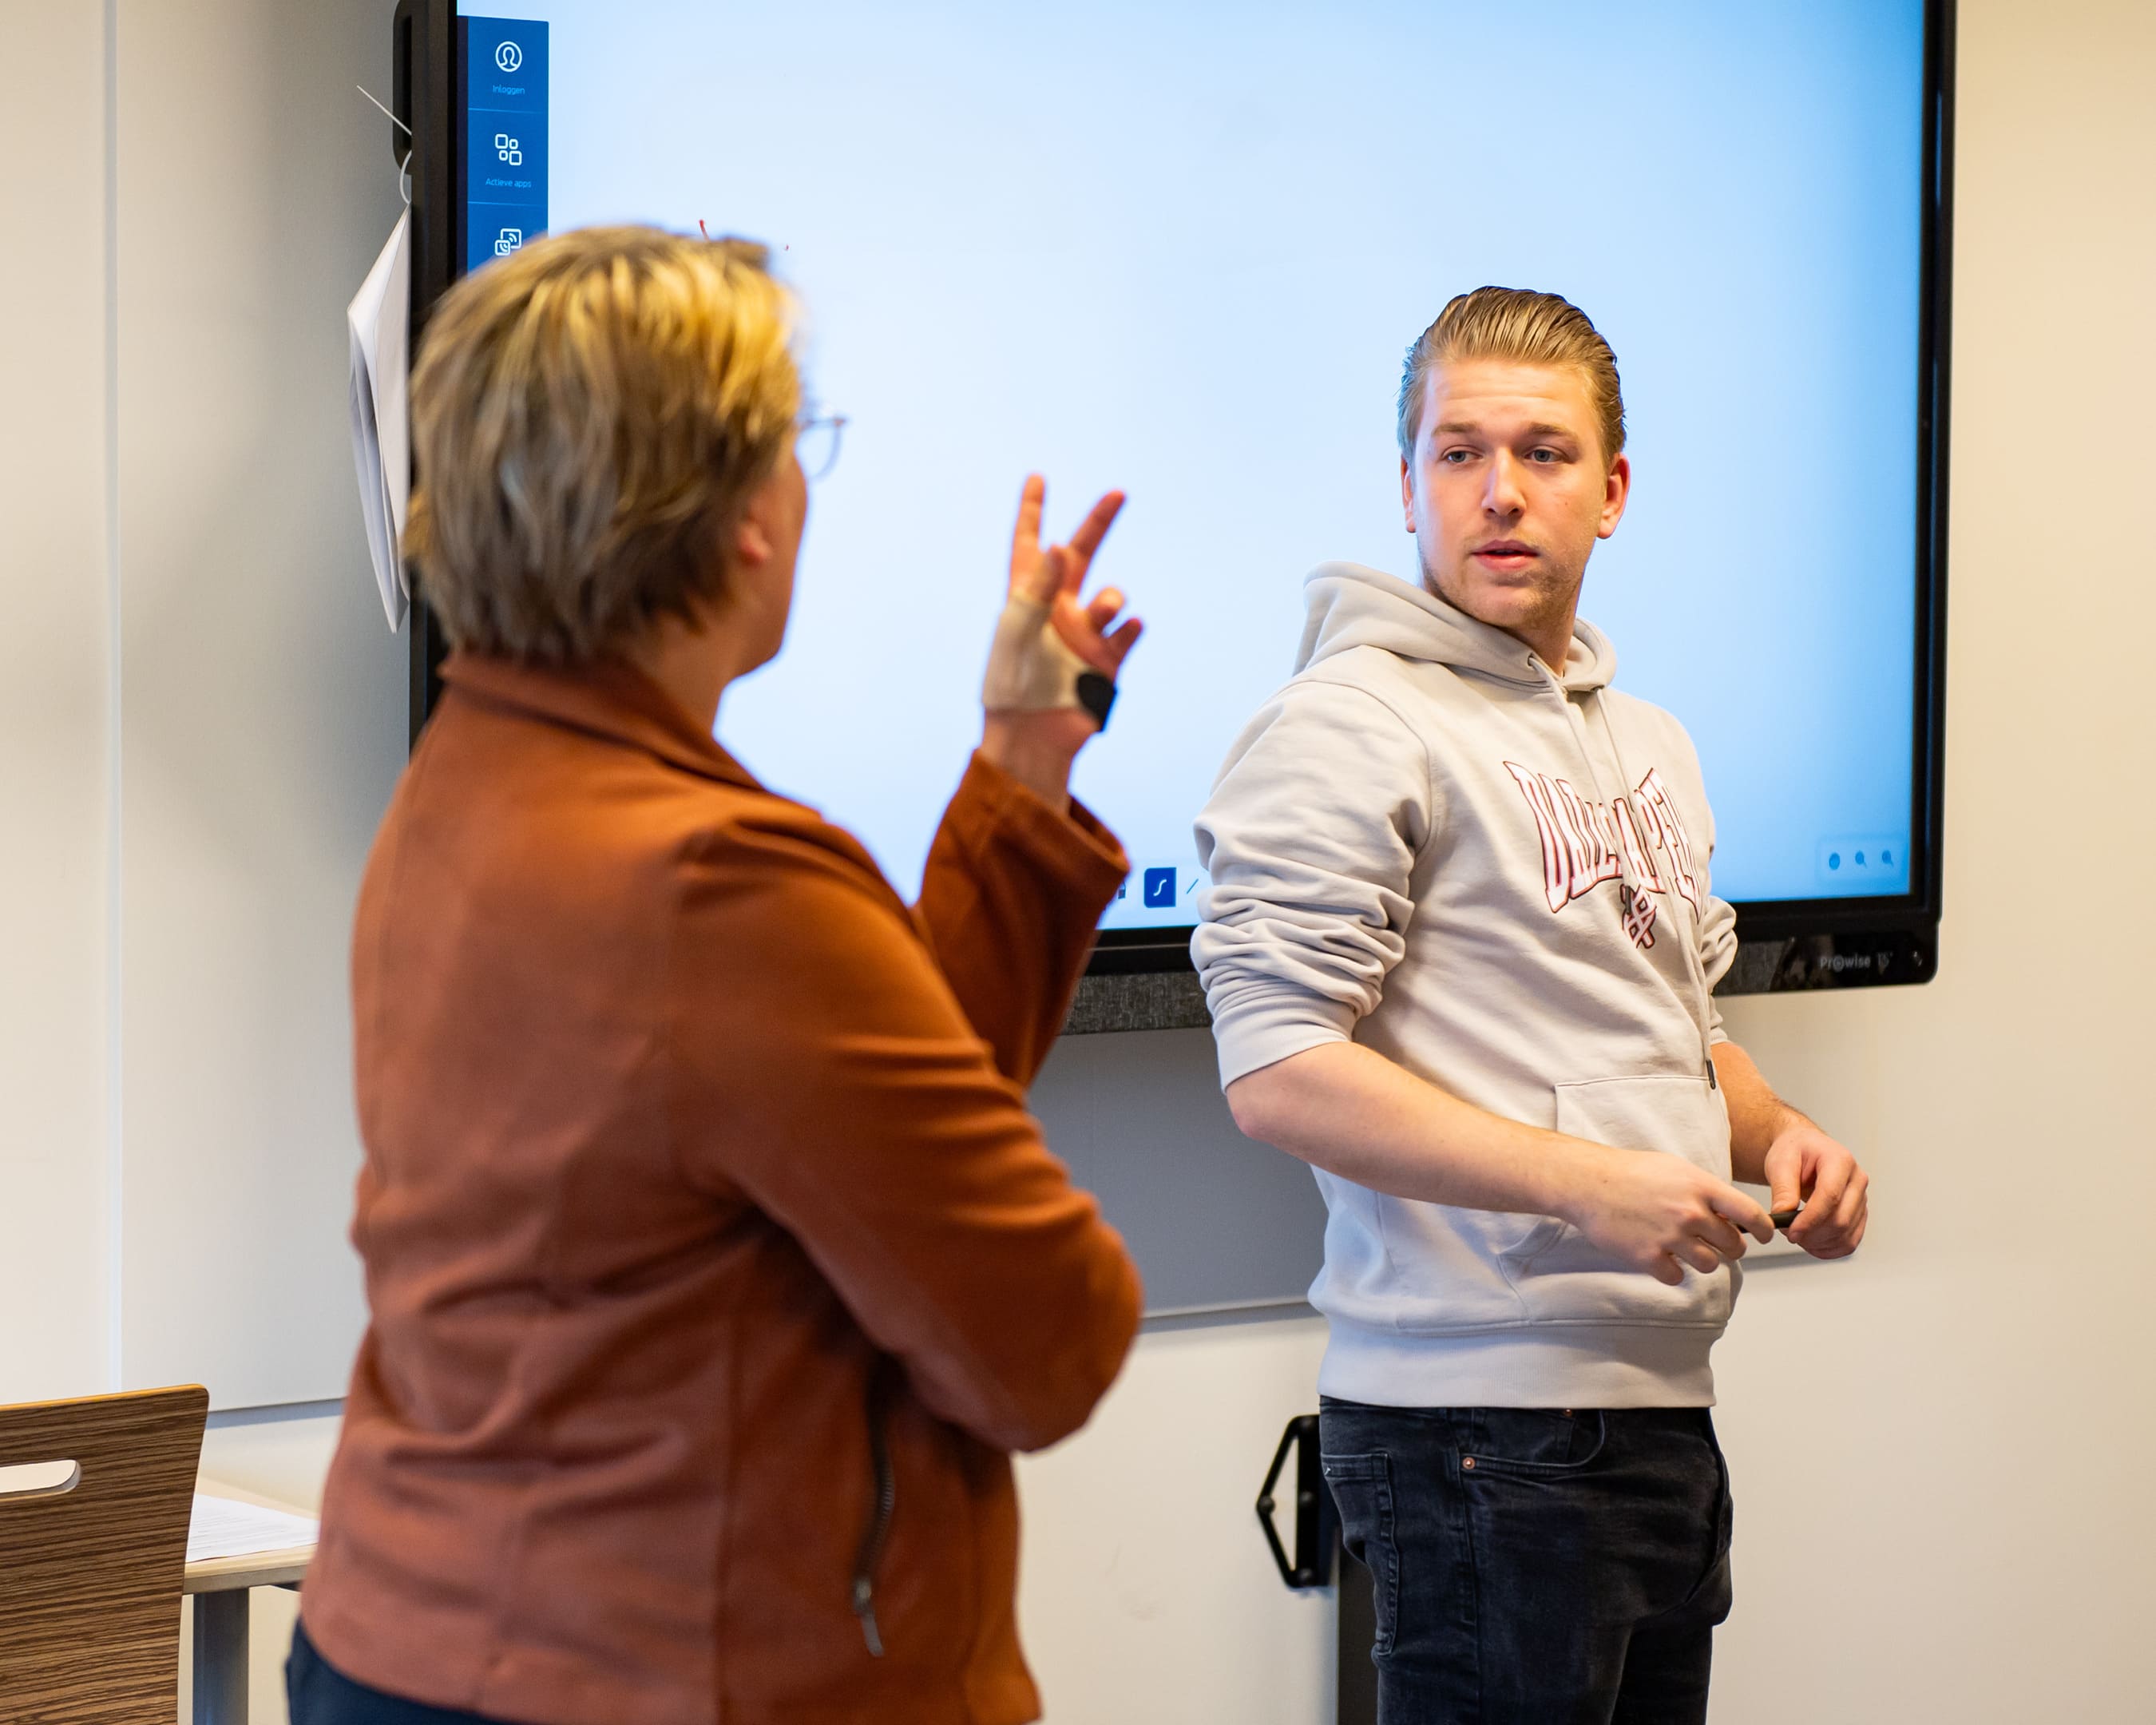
[850,1359,898,1658]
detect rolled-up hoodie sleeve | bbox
[1192,676,1435,1089]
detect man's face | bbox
[1400,358,1629,659]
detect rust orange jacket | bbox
[301,653,1143,1725]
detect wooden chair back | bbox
[0,1385,210,1725]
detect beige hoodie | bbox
[1194,564,1742,1409]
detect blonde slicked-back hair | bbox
[1397,287,1626,468]
[404,224,801,664]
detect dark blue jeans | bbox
[287,1620,509,1725]
[1320,1401,1734,1725]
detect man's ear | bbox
[1400,454,1416,532]
[1597,453,1631,540]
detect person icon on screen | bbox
[1194,288,1873,1723]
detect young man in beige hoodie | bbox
[1195,288,1871,1723]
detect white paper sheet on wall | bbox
[347,210,411,632]
[187,1493,319,1564]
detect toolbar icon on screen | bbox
[494,228,524,256]
[495,40,524,73]
[1143,867,1177,908]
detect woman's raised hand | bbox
[981,475,1143,808]
[1007,475,1143,679]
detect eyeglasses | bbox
[796,412,847,482]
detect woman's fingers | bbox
[1010,474,1046,564]
[1098,613,1143,672]
[1060,490,1126,584]
[1051,588,1143,664]
[1007,476,1058,605]
[1055,587,1144,675]
[1084,588,1125,631]
[1010,478,1129,607]
[1009,480,1138,684]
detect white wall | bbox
[0,1,403,1411]
[6,2,2154,1723]
[109,0,405,1409]
[0,2,117,1408]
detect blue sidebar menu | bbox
[462,18,549,274]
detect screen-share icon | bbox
[494,228,525,256]
[495,40,524,73]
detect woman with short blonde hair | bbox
[292,225,1145,1725]
[406,228,804,663]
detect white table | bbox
[185,1478,315,1725]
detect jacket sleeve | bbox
[1192,677,1436,1089]
[667,812,1141,1453]
[911,751,1128,1088]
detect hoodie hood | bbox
[1295,561,1615,695]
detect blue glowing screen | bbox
[458,0,1928,922]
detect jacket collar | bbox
[440,652,762,791]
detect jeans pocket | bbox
[1321,1451,1398,1660]
[1705,1414,1734,1562]
[1667,1416,1736,1626]
[1463,1407,1608,1476]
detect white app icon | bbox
[494,228,525,257]
[494,133,523,166]
[495,41,523,73]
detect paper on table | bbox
[347,208,412,632]
[187,1493,319,1564]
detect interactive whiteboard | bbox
[444,0,1942,962]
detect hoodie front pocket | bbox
[1377,1196,1546,1332]
[1500,1073,1737,1327]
